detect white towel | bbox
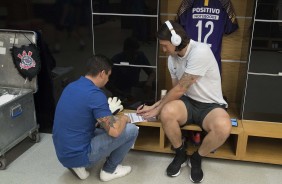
[0,94,15,106]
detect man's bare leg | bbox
[160,100,188,177]
[189,108,231,183]
[199,108,231,156]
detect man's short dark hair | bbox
[86,54,113,76]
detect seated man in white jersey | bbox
[137,20,231,183]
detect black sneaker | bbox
[189,152,204,183]
[166,145,187,177]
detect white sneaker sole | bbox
[100,165,132,181]
[188,159,204,183]
[189,175,204,183]
[68,168,89,180]
[169,162,187,177]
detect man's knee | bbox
[212,119,232,139]
[159,103,177,123]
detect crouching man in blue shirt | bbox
[52,55,139,181]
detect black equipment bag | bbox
[11,34,41,81]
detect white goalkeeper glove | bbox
[108,97,124,115]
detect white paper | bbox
[124,113,145,123]
[124,113,157,123]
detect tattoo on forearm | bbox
[178,73,198,90]
[97,115,116,132]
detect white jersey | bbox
[168,39,227,107]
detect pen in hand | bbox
[137,104,146,115]
[140,103,145,110]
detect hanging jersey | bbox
[177,0,238,72]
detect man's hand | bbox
[108,97,124,115]
[136,104,160,119]
[142,107,160,119]
[137,104,149,114]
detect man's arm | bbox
[97,114,129,137]
[171,78,178,87]
[155,72,199,112]
[137,72,199,118]
[178,72,199,89]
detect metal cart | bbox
[0,29,40,170]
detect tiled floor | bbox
[0,133,281,184]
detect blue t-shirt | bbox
[177,0,238,72]
[52,76,112,168]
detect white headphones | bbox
[165,20,182,46]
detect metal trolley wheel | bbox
[0,156,7,170]
[29,130,40,143]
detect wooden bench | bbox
[124,103,244,159]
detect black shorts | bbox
[179,95,226,128]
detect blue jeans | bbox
[88,123,139,173]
